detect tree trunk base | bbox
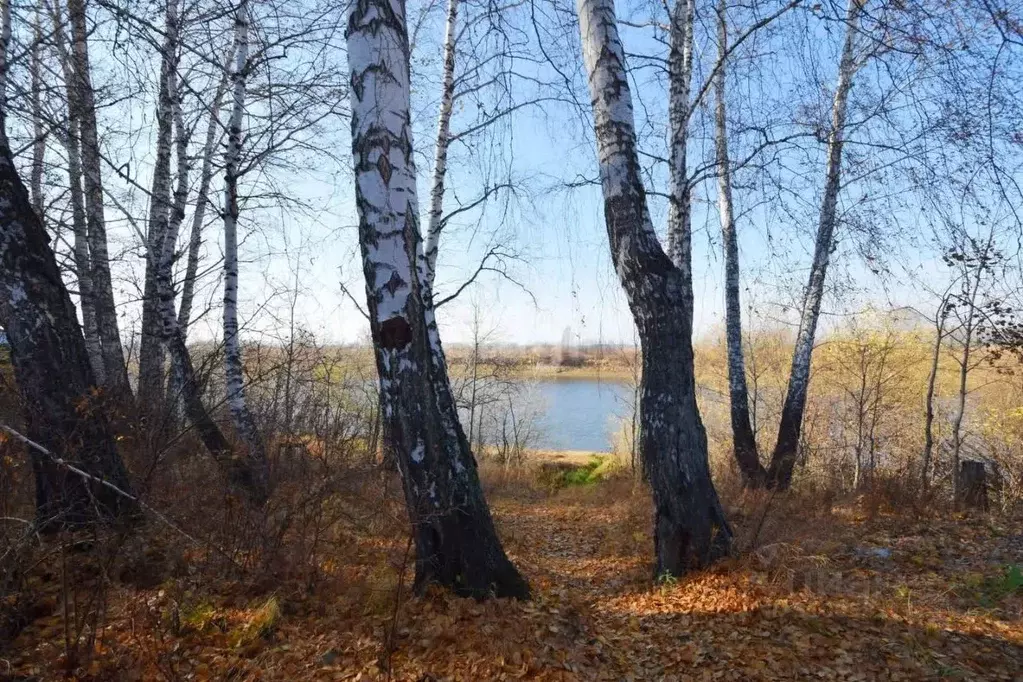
[735,443,767,489]
[654,499,732,579]
[957,461,989,511]
[411,510,529,600]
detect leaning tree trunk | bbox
[577,0,731,576]
[0,93,137,530]
[168,61,229,409]
[767,0,863,490]
[138,0,179,406]
[346,0,528,599]
[161,8,193,426]
[420,0,458,298]
[67,0,130,394]
[147,8,267,503]
[714,0,765,487]
[177,65,229,336]
[222,0,269,471]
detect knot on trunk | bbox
[379,316,412,350]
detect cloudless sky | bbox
[13,0,1018,350]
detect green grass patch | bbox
[534,456,621,490]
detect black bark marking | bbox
[377,150,392,185]
[383,270,405,296]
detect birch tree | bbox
[137,0,180,406]
[93,0,269,501]
[766,0,864,489]
[420,0,458,300]
[576,0,731,575]
[167,60,229,410]
[417,0,550,323]
[666,0,694,328]
[346,0,528,598]
[66,0,130,393]
[222,0,269,473]
[176,63,229,339]
[47,1,105,381]
[713,0,765,487]
[0,8,137,528]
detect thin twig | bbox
[0,422,241,567]
[383,534,414,682]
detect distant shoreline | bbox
[490,365,634,382]
[479,447,617,464]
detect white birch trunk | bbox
[577,0,731,576]
[666,0,695,327]
[29,7,46,220]
[178,67,229,335]
[222,0,268,468]
[67,0,130,393]
[50,4,105,382]
[169,59,189,264]
[138,0,179,404]
[347,0,527,598]
[421,0,459,297]
[167,68,229,413]
[161,7,194,420]
[767,0,863,488]
[142,13,266,501]
[714,0,764,486]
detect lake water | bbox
[346,375,635,453]
[530,379,633,452]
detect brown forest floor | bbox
[4,474,1023,681]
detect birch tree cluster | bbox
[0,0,1022,599]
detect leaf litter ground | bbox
[5,477,1023,681]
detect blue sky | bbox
[10,0,1019,349]
[179,0,1023,348]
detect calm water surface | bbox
[531,379,633,452]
